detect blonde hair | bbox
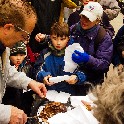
[92,73,124,124]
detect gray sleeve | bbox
[4,47,32,90]
[5,65,32,90]
[99,0,120,20]
[0,104,11,124]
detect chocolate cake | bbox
[39,101,67,122]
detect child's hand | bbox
[65,75,78,84]
[117,64,124,73]
[43,75,55,86]
[35,33,46,42]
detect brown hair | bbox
[92,73,124,124]
[50,22,70,37]
[0,0,37,30]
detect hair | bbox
[50,22,70,37]
[91,73,124,124]
[0,0,37,30]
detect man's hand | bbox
[28,80,47,98]
[9,106,27,124]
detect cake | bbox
[39,101,67,122]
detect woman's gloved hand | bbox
[72,50,89,64]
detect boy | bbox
[2,41,33,115]
[34,22,86,95]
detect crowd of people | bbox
[0,0,124,124]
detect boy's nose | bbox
[17,56,21,59]
[57,40,61,45]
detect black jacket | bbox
[29,0,62,52]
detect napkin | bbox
[64,43,84,73]
[48,106,99,124]
[46,90,70,103]
[49,75,70,83]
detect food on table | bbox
[39,101,67,122]
[81,100,92,111]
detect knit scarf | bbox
[48,42,65,56]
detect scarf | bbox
[48,42,65,56]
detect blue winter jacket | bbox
[70,22,113,84]
[35,40,86,95]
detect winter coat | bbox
[0,47,32,124]
[70,23,113,84]
[28,0,62,53]
[112,25,124,66]
[99,0,120,20]
[35,40,86,95]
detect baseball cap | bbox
[80,2,103,22]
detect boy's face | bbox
[50,34,69,50]
[10,54,26,67]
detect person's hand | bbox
[117,64,123,73]
[43,75,55,86]
[122,51,124,58]
[28,80,47,98]
[35,33,46,42]
[66,75,78,84]
[9,106,27,124]
[72,50,89,64]
[81,100,92,111]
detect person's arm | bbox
[86,34,113,71]
[74,71,87,85]
[112,25,124,66]
[99,0,120,20]
[0,104,11,124]
[36,61,51,82]
[72,34,113,72]
[4,47,47,97]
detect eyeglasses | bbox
[15,26,31,43]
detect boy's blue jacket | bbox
[34,38,86,95]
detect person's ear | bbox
[3,24,15,35]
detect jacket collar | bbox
[77,22,101,41]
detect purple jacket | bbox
[70,23,113,84]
